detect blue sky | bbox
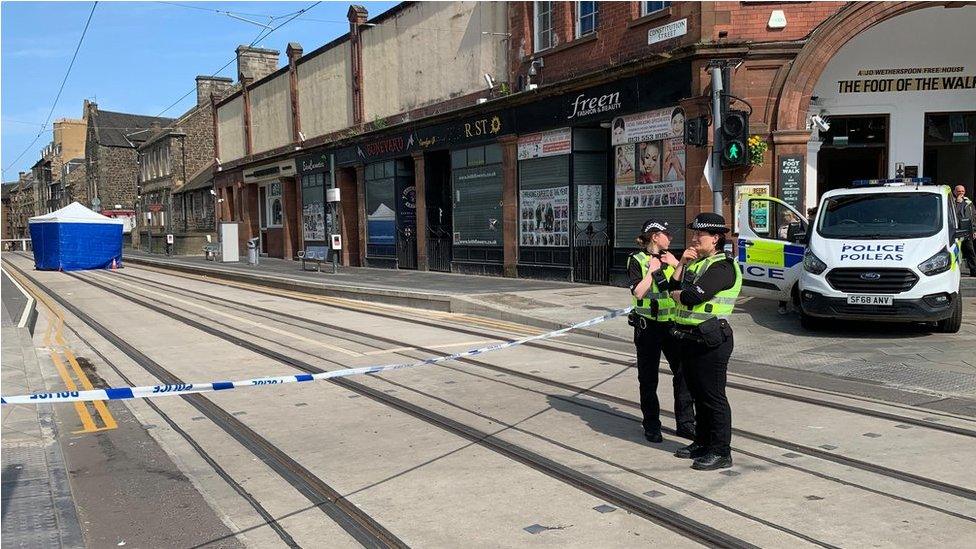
[1,1,397,180]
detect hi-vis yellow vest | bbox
[628,252,676,322]
[674,254,742,326]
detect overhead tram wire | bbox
[150,1,322,120]
[2,2,98,176]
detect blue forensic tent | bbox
[29,202,124,271]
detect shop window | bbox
[642,1,670,16]
[923,112,975,191]
[453,145,504,254]
[819,116,887,147]
[301,172,327,244]
[365,161,397,258]
[534,1,554,52]
[576,1,598,38]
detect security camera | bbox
[214,157,221,167]
[811,114,830,132]
[209,189,216,196]
[298,131,307,142]
[483,73,495,90]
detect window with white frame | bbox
[534,1,554,52]
[576,1,598,38]
[642,1,670,16]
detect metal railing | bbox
[573,227,611,284]
[426,227,453,272]
[1,239,32,252]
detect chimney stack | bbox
[196,76,235,106]
[236,45,280,83]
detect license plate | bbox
[846,295,893,306]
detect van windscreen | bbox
[817,192,942,239]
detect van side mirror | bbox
[786,221,806,244]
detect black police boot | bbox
[691,453,733,471]
[644,430,663,443]
[674,442,707,459]
[675,425,696,440]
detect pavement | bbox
[123,250,976,411]
[1,278,83,549]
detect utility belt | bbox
[670,317,732,348]
[628,312,673,330]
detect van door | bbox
[736,195,807,301]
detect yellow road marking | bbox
[65,349,118,430]
[50,351,98,433]
[88,272,362,357]
[4,260,118,434]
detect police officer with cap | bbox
[669,212,742,471]
[628,219,695,443]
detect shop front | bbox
[296,151,333,260]
[242,159,298,259]
[414,111,514,275]
[773,4,975,210]
[513,62,691,283]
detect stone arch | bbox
[772,1,965,132]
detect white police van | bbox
[737,178,970,333]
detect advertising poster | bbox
[519,186,570,247]
[615,181,685,209]
[733,183,770,233]
[614,144,636,184]
[302,202,325,241]
[577,185,603,223]
[638,141,662,184]
[611,106,685,146]
[517,128,572,160]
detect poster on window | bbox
[577,185,603,222]
[614,144,636,184]
[611,106,685,146]
[302,202,325,241]
[519,186,570,247]
[615,181,685,209]
[517,128,572,160]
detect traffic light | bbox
[720,110,749,169]
[684,116,708,148]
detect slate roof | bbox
[91,110,175,148]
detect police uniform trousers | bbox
[634,321,695,434]
[962,237,976,275]
[680,332,734,456]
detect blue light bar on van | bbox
[850,177,932,187]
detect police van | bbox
[736,178,970,333]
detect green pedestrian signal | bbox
[726,142,741,159]
[720,109,750,169]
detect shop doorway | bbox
[572,128,611,284]
[923,112,975,196]
[817,115,888,195]
[424,150,453,272]
[365,159,416,269]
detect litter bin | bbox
[246,238,259,266]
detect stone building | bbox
[27,117,88,215]
[209,1,974,284]
[1,182,16,243]
[7,172,35,240]
[137,75,234,254]
[84,100,173,236]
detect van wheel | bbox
[937,298,962,334]
[800,309,821,330]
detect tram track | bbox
[6,258,761,548]
[101,266,976,508]
[3,259,407,549]
[125,259,976,433]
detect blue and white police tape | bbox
[0,307,633,405]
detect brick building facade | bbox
[205,1,972,284]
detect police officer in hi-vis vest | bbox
[627,219,695,443]
[669,212,742,471]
